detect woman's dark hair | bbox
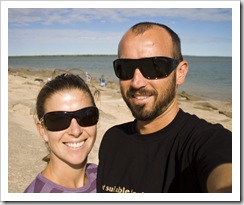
[130,22,183,61]
[36,73,95,121]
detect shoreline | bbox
[7,68,232,192]
[8,67,232,103]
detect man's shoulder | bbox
[173,110,231,149]
[180,109,230,131]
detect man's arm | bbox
[206,163,232,192]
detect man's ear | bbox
[176,60,188,86]
[37,122,48,142]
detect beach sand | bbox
[7,68,232,193]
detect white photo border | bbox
[1,0,241,202]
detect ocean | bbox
[8,55,232,102]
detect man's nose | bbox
[130,68,147,89]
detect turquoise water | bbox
[8,55,232,102]
[181,56,232,102]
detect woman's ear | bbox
[37,122,48,142]
[176,60,188,86]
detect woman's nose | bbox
[68,118,83,137]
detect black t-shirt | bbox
[97,109,232,193]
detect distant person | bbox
[24,73,99,193]
[85,72,92,83]
[97,22,232,193]
[99,75,107,87]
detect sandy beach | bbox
[7,68,232,193]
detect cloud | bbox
[8,28,121,44]
[7,7,232,56]
[116,8,231,22]
[8,8,231,27]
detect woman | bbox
[24,73,99,193]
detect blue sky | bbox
[8,7,232,57]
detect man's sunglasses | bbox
[41,106,99,132]
[113,56,179,80]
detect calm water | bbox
[8,55,232,102]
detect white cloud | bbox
[7,8,232,56]
[8,28,121,55]
[8,8,231,27]
[9,28,121,44]
[116,8,231,21]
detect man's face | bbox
[118,26,177,121]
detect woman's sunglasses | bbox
[41,106,99,132]
[113,56,179,80]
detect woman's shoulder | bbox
[86,163,98,173]
[23,173,44,193]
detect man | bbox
[97,22,232,193]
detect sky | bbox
[7,5,233,57]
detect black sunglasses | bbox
[41,106,99,132]
[113,56,179,80]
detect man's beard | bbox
[121,75,176,121]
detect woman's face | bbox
[39,88,97,167]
